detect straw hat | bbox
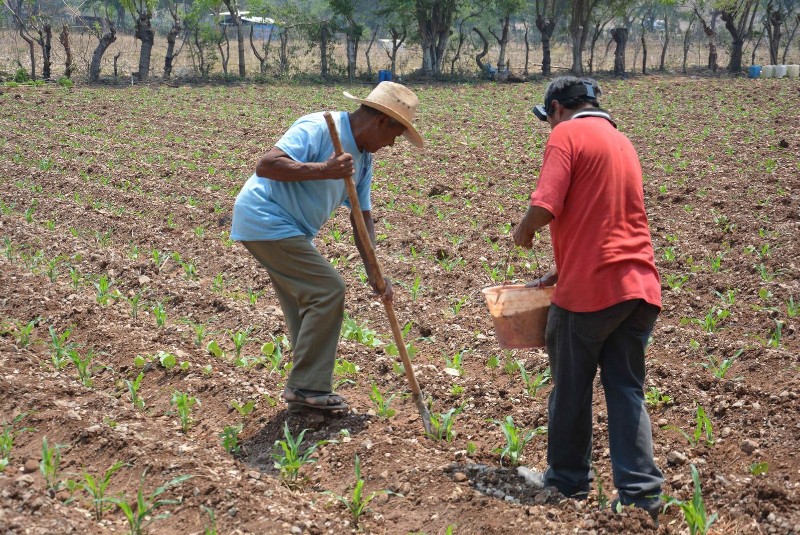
[343,81,424,148]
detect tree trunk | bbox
[59,24,74,78]
[783,14,800,63]
[222,0,245,77]
[588,21,602,74]
[319,22,329,78]
[40,24,52,79]
[720,1,758,73]
[364,25,379,79]
[472,27,489,72]
[415,0,457,77]
[641,20,647,74]
[523,21,530,77]
[682,15,694,74]
[345,22,360,82]
[279,29,289,76]
[218,26,230,77]
[766,4,782,65]
[193,28,207,78]
[134,11,154,80]
[659,15,669,72]
[611,27,627,75]
[249,23,267,74]
[386,27,405,78]
[164,16,181,78]
[489,14,511,71]
[751,31,763,65]
[20,26,36,80]
[536,12,556,76]
[90,21,116,82]
[695,9,717,72]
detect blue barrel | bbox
[378,69,392,82]
[748,65,761,78]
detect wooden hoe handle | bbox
[323,111,431,435]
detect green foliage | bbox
[40,437,65,492]
[109,470,192,535]
[126,372,146,410]
[324,455,392,527]
[426,405,463,442]
[341,313,382,347]
[368,384,397,419]
[664,405,714,447]
[170,391,200,433]
[79,461,127,521]
[662,465,718,535]
[272,422,328,484]
[1,413,33,472]
[220,424,244,454]
[700,349,743,378]
[518,363,551,397]
[68,347,103,387]
[57,76,73,88]
[492,416,546,467]
[48,326,74,370]
[230,399,256,417]
[644,387,672,408]
[749,461,768,476]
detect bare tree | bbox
[588,5,614,74]
[489,0,525,72]
[535,0,560,75]
[682,11,696,73]
[385,26,407,77]
[765,0,784,64]
[694,6,718,71]
[3,0,37,79]
[364,25,380,78]
[164,0,184,79]
[719,0,758,73]
[59,24,75,78]
[415,0,459,76]
[221,0,246,77]
[783,12,800,63]
[472,26,489,72]
[569,0,602,74]
[121,0,156,80]
[611,27,628,74]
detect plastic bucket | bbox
[787,65,800,78]
[748,65,761,78]
[482,284,555,349]
[762,65,775,78]
[775,65,787,78]
[378,69,393,82]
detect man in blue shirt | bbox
[231,82,423,412]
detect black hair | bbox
[543,76,601,114]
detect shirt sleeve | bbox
[530,129,572,219]
[275,118,326,164]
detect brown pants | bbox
[241,237,345,392]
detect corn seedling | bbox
[126,372,146,410]
[400,274,423,301]
[426,405,463,442]
[207,340,224,359]
[341,313,382,348]
[368,384,397,419]
[181,259,198,280]
[665,273,689,290]
[662,464,718,535]
[80,460,126,520]
[700,349,743,378]
[122,292,144,320]
[68,347,103,387]
[1,412,33,472]
[766,320,784,348]
[260,335,288,372]
[787,296,798,317]
[48,326,74,370]
[246,287,265,306]
[211,273,224,293]
[220,424,244,454]
[749,461,769,476]
[156,350,178,370]
[444,349,468,376]
[152,301,167,327]
[13,317,38,347]
[40,436,64,492]
[492,416,546,467]
[203,506,218,535]
[151,249,168,271]
[324,455,392,527]
[691,306,729,333]
[109,470,192,535]
[272,422,329,485]
[486,355,500,369]
[385,322,417,359]
[754,263,777,282]
[230,328,252,360]
[664,405,714,447]
[518,363,551,397]
[69,266,82,290]
[230,399,256,417]
[170,391,199,433]
[182,319,209,347]
[93,275,115,306]
[644,387,672,408]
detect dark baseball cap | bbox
[533,80,597,121]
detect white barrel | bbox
[774,65,787,78]
[762,65,775,78]
[786,65,799,78]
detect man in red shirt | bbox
[513,76,663,524]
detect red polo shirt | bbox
[530,114,661,312]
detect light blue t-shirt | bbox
[231,111,373,241]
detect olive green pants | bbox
[241,238,345,392]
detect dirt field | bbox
[0,76,798,534]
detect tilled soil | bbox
[0,77,798,534]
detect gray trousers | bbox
[242,238,345,392]
[543,299,664,508]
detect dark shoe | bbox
[611,498,660,527]
[282,388,349,411]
